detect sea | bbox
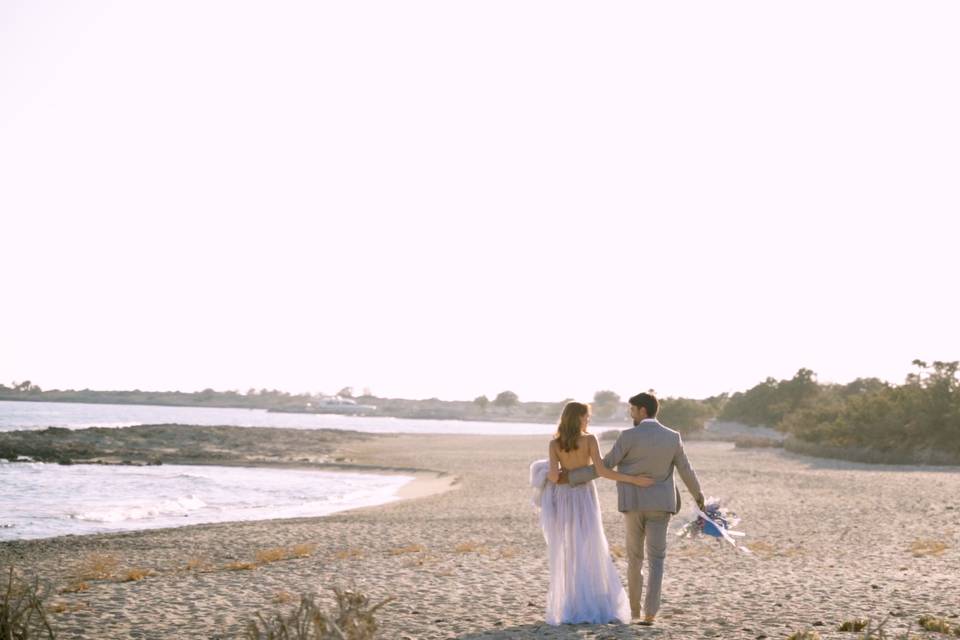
[1,400,614,541]
[0,461,411,541]
[0,399,568,435]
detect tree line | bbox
[720,360,960,463]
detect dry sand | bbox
[2,434,959,639]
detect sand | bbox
[2,434,959,639]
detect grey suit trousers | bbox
[624,510,670,618]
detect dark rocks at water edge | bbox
[0,424,378,466]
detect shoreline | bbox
[0,459,458,545]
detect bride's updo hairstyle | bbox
[554,401,590,452]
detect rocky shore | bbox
[0,424,382,467]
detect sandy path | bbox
[2,434,958,639]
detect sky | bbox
[1,1,958,402]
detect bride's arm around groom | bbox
[566,419,705,513]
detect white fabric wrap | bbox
[529,458,550,512]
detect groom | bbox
[564,392,705,625]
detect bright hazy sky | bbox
[2,1,958,402]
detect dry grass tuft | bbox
[47,602,68,614]
[74,553,119,581]
[48,601,87,615]
[836,617,908,639]
[911,539,949,557]
[786,631,821,640]
[918,615,954,634]
[389,544,424,556]
[122,568,153,582]
[225,561,257,571]
[184,557,212,572]
[289,543,316,558]
[1,567,56,639]
[609,544,625,559]
[838,619,868,631]
[734,436,784,449]
[272,591,295,605]
[255,548,289,565]
[454,541,486,554]
[59,581,89,594]
[335,548,364,561]
[744,540,776,555]
[498,547,518,559]
[255,543,317,565]
[246,588,393,640]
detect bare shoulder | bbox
[584,433,599,448]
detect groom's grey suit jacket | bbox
[569,419,702,514]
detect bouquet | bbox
[677,497,750,553]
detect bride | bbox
[539,401,653,625]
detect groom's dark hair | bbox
[628,392,659,417]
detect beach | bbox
[2,433,959,639]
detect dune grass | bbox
[246,588,392,640]
[184,557,212,572]
[918,615,956,634]
[388,544,424,556]
[73,554,119,581]
[335,548,364,561]
[838,618,867,631]
[0,567,56,640]
[911,539,949,557]
[255,543,317,565]
[122,568,153,582]
[58,582,88,595]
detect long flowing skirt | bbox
[539,480,631,625]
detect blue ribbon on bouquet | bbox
[690,503,751,553]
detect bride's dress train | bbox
[537,470,631,625]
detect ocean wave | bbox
[72,495,208,523]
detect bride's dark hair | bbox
[554,402,590,452]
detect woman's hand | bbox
[629,474,654,487]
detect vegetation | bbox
[719,368,821,428]
[246,589,391,640]
[2,563,389,640]
[492,390,519,409]
[658,396,722,435]
[592,391,621,420]
[838,619,868,631]
[0,568,56,640]
[917,615,959,635]
[720,360,960,464]
[0,381,308,410]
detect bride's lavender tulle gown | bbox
[538,476,631,625]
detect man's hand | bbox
[557,470,569,485]
[695,493,705,511]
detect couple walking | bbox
[537,392,705,626]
